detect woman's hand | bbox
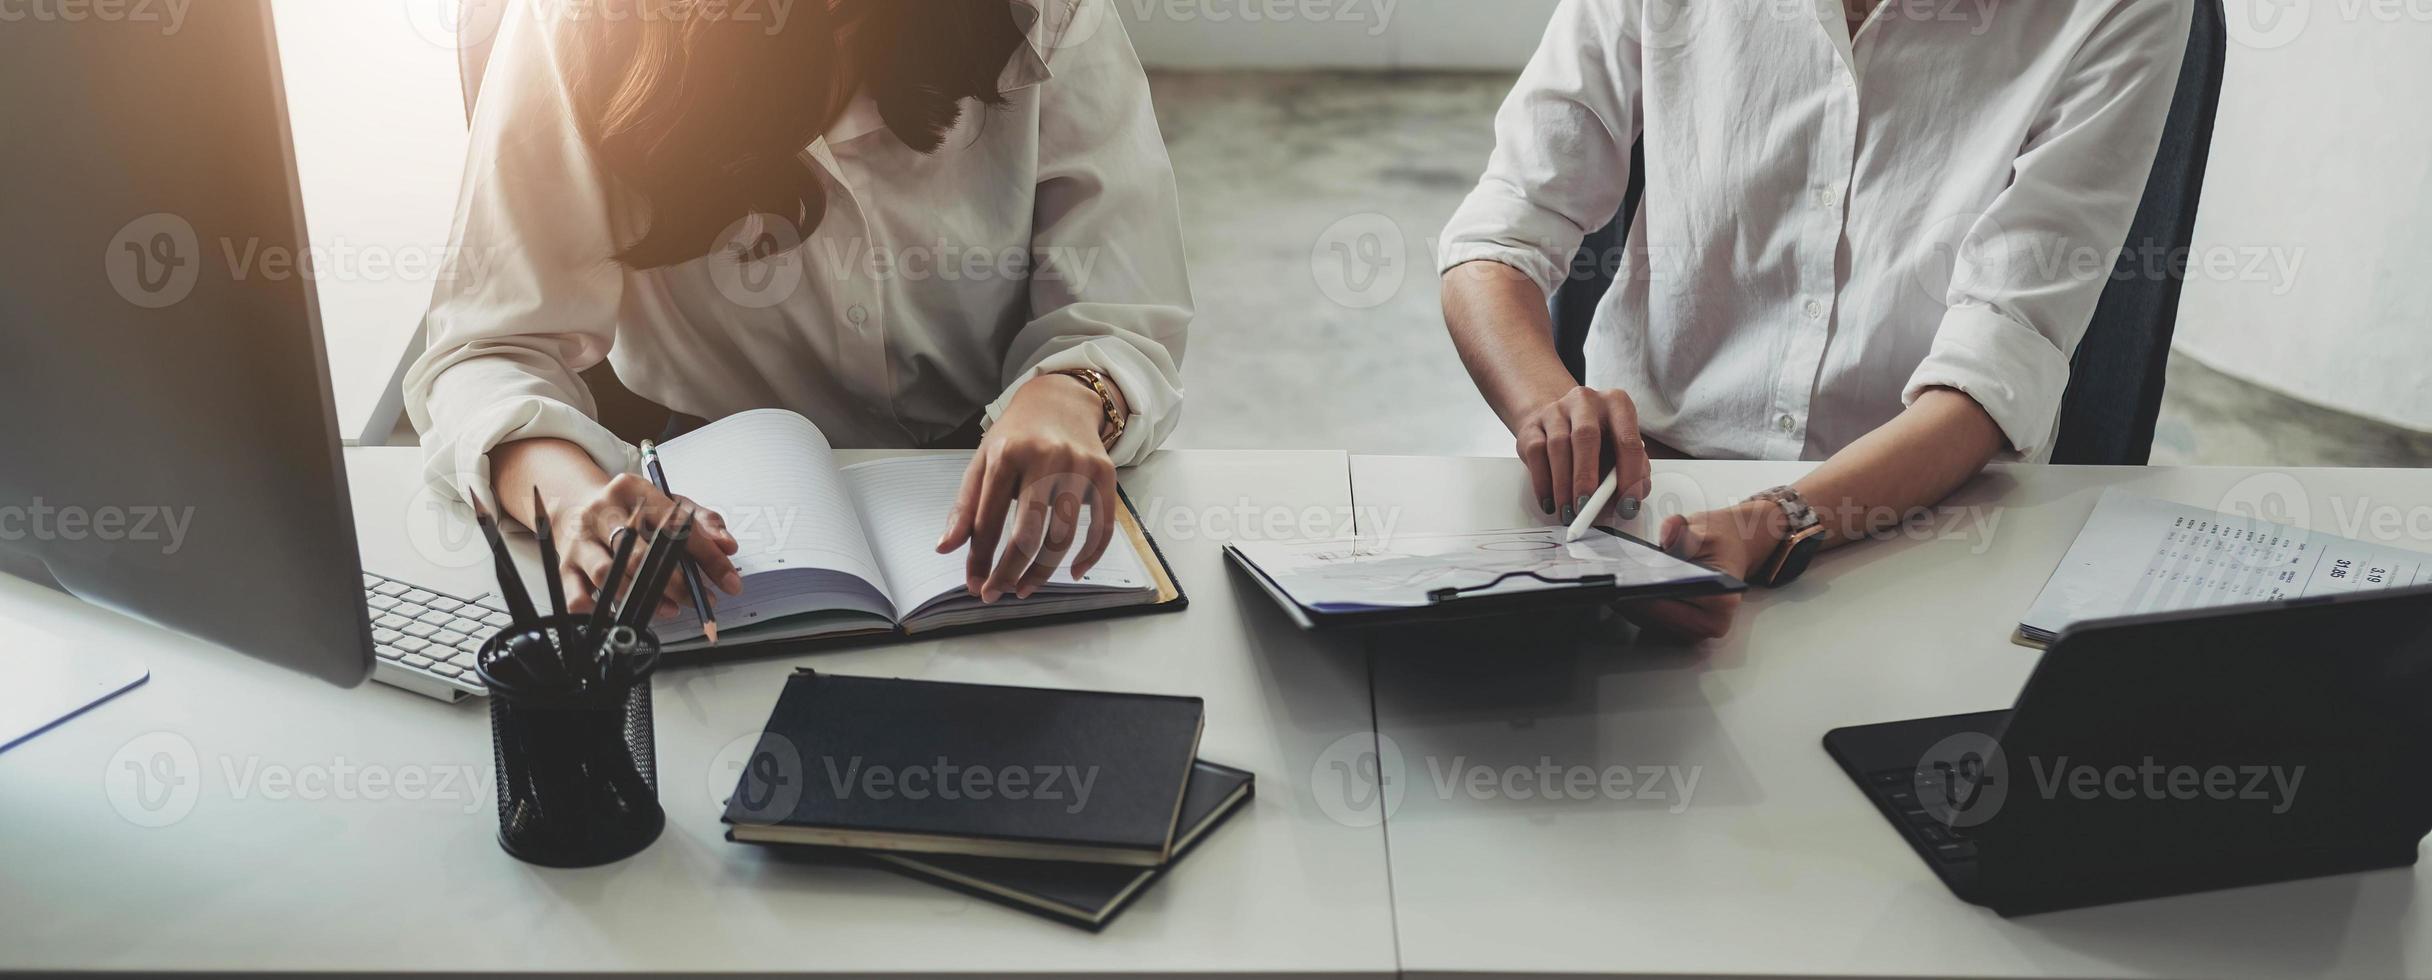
[1622,500,1785,640]
[937,375,1121,603]
[493,439,742,621]
[1515,386,1653,524]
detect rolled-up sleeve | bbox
[403,0,635,509]
[985,0,1191,468]
[1436,0,1641,298]
[1903,0,2191,460]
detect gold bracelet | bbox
[1049,367,1126,450]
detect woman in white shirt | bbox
[1441,0,2189,636]
[407,0,1190,613]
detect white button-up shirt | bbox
[406,0,1189,499]
[1440,0,2191,461]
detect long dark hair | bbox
[561,0,1028,269]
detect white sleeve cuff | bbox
[1436,187,1584,299]
[985,338,1176,468]
[418,395,639,512]
[1902,304,2075,462]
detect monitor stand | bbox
[0,624,148,754]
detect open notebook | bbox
[649,410,1179,651]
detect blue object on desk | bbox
[0,629,146,754]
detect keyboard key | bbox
[445,649,477,668]
[363,573,382,587]
[479,610,512,629]
[1934,842,1979,862]
[371,629,401,645]
[428,597,465,612]
[372,613,407,630]
[374,644,407,661]
[401,654,436,670]
[449,617,490,636]
[401,588,438,603]
[415,608,453,626]
[433,629,469,648]
[1917,824,1953,844]
[373,581,410,597]
[395,636,432,654]
[403,622,440,639]
[431,663,463,678]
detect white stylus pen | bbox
[1564,470,1621,542]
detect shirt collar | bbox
[820,0,1056,147]
[1810,0,1865,80]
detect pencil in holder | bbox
[474,614,664,868]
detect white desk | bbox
[1350,455,2432,979]
[0,448,1396,976]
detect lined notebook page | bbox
[653,409,890,603]
[841,454,1150,617]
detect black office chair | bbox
[1550,2,2228,466]
[448,0,674,442]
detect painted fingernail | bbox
[1540,496,1557,515]
[1575,495,1593,517]
[1618,497,1642,520]
[1560,504,1576,524]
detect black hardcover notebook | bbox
[857,760,1254,930]
[647,410,1187,654]
[723,670,1206,866]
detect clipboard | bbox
[1223,527,1745,632]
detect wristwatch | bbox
[1050,367,1127,450]
[1749,485,1828,587]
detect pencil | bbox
[465,487,539,625]
[639,441,719,644]
[586,513,644,639]
[621,507,695,631]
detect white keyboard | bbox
[363,571,512,703]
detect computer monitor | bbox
[0,0,374,687]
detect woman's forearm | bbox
[1793,387,2008,548]
[491,438,615,529]
[1441,260,1581,430]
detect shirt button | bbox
[1816,187,1840,209]
[1804,299,1827,319]
[1778,414,1798,433]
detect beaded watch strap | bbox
[1050,367,1126,450]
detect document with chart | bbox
[2018,487,2432,645]
[1225,526,1739,628]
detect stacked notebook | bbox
[722,670,1253,929]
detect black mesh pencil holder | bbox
[474,615,665,868]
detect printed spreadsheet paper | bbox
[2020,487,2432,641]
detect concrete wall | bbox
[1120,0,1562,69]
[2171,0,2432,430]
